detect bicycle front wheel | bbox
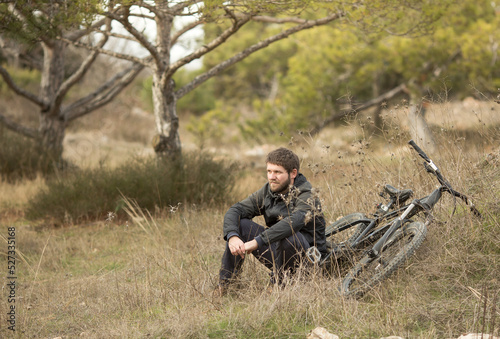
[340,221,427,298]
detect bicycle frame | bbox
[326,140,483,298]
[324,139,481,266]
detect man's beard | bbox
[269,176,291,194]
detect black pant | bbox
[219,219,310,284]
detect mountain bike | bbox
[310,140,481,298]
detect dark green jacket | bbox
[223,173,327,254]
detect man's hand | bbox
[244,239,258,254]
[228,236,246,258]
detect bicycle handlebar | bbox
[408,139,482,218]
[409,140,440,173]
[408,139,431,163]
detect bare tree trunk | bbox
[407,95,436,153]
[149,12,182,159]
[38,41,67,161]
[151,75,181,158]
[39,114,65,160]
[0,9,142,165]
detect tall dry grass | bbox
[0,111,498,338]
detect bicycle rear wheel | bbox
[323,213,370,276]
[340,221,427,298]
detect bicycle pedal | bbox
[306,246,321,265]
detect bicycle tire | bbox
[325,212,369,245]
[340,220,427,298]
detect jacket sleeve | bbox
[256,187,314,246]
[223,185,266,240]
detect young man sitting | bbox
[215,147,327,296]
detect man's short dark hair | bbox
[266,147,300,173]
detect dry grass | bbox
[0,176,46,223]
[0,101,499,338]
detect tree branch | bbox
[64,62,145,121]
[251,15,308,24]
[353,83,407,112]
[171,18,205,46]
[175,11,345,98]
[5,3,52,46]
[64,17,107,41]
[0,111,39,139]
[94,29,139,43]
[0,65,46,108]
[106,9,160,63]
[54,19,112,113]
[127,12,155,20]
[311,83,408,135]
[58,36,148,65]
[169,0,203,15]
[166,12,253,79]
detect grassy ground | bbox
[1,131,499,338]
[0,98,499,338]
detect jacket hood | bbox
[294,173,307,187]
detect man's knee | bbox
[281,233,309,253]
[239,219,264,240]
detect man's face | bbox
[267,163,297,193]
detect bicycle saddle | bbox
[384,184,413,204]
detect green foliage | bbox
[347,0,451,37]
[200,0,314,21]
[197,0,500,140]
[239,98,298,142]
[203,21,297,105]
[0,0,102,43]
[176,69,216,115]
[26,152,238,223]
[186,101,235,148]
[0,127,58,181]
[266,0,500,135]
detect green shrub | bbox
[0,127,58,181]
[26,152,238,223]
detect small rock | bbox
[306,327,339,339]
[457,334,499,339]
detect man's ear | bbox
[290,168,298,179]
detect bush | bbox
[0,127,58,181]
[26,152,238,223]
